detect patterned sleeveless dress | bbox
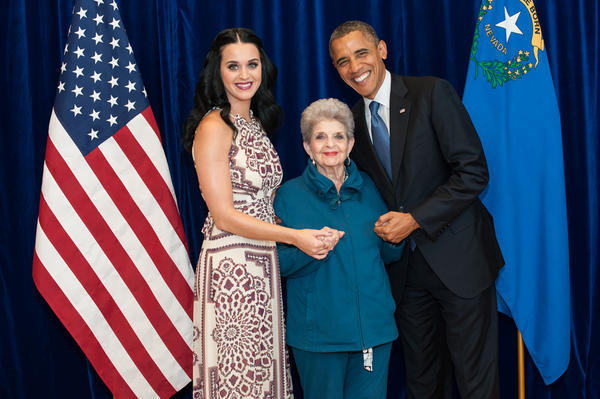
[192,113,293,399]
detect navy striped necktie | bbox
[369,101,392,179]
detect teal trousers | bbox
[291,342,392,399]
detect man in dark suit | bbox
[329,21,505,399]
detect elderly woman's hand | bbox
[294,228,344,260]
[317,227,345,251]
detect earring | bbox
[310,158,316,166]
[345,156,351,166]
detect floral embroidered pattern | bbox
[211,257,273,397]
[202,114,282,237]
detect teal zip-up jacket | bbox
[274,161,403,352]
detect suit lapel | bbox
[390,75,411,188]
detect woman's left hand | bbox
[317,227,344,251]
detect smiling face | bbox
[220,42,262,111]
[330,30,387,99]
[304,119,355,173]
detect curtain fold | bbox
[0,0,597,398]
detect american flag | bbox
[32,0,194,397]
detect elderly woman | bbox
[274,98,403,399]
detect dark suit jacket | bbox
[350,74,504,300]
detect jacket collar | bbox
[302,160,363,208]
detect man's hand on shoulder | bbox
[374,211,420,243]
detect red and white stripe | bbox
[33,107,194,399]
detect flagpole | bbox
[518,331,525,399]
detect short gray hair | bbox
[300,98,354,143]
[329,21,379,59]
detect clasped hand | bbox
[298,227,344,260]
[374,211,420,243]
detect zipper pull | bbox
[362,347,373,372]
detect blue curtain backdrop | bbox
[0,0,597,398]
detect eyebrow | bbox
[225,58,260,64]
[314,130,346,135]
[334,56,347,65]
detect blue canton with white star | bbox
[54,0,149,155]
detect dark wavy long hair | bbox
[182,28,282,152]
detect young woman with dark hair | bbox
[184,28,342,398]
[182,28,281,150]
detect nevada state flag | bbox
[463,0,571,384]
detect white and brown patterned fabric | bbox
[192,113,293,399]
